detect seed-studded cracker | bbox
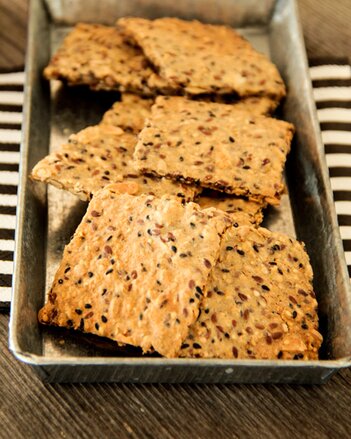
[215,96,279,116]
[193,95,280,116]
[101,94,153,133]
[179,226,323,360]
[118,17,286,99]
[197,191,265,226]
[38,188,232,357]
[101,94,278,136]
[44,23,176,95]
[31,124,199,202]
[134,97,294,205]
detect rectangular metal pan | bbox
[9,0,351,383]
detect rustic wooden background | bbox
[0,1,350,438]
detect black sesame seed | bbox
[171,245,177,253]
[237,249,245,256]
[95,323,99,330]
[253,244,259,253]
[105,269,113,275]
[64,267,71,273]
[147,229,152,235]
[193,343,202,349]
[229,136,235,143]
[75,309,82,315]
[226,246,233,251]
[58,279,63,284]
[196,286,203,295]
[189,298,195,303]
[261,285,270,291]
[101,315,108,323]
[292,311,297,318]
[85,304,92,309]
[301,323,308,329]
[102,289,107,296]
[190,222,196,228]
[181,343,190,349]
[88,272,94,278]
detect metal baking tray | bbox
[9,0,351,383]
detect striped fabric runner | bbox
[0,71,24,308]
[0,61,350,307]
[309,59,351,276]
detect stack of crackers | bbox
[34,18,323,360]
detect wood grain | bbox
[0,1,351,438]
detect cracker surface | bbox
[118,17,286,98]
[197,191,265,226]
[31,124,199,202]
[44,23,174,95]
[39,188,231,357]
[180,226,323,360]
[101,94,153,133]
[134,97,294,205]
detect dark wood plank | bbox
[2,313,351,439]
[298,0,351,60]
[0,1,351,438]
[0,0,28,70]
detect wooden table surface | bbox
[0,1,351,438]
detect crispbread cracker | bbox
[180,226,322,360]
[31,124,199,202]
[197,191,265,226]
[101,94,153,133]
[118,17,286,99]
[38,188,231,357]
[44,23,175,95]
[101,94,277,135]
[208,95,279,116]
[134,97,294,205]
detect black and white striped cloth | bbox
[309,59,351,276]
[0,61,350,307]
[0,70,23,308]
